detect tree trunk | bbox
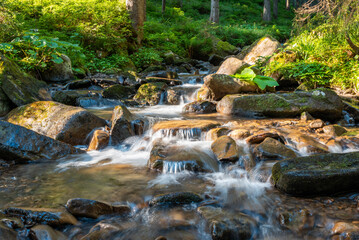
[210,0,220,24]
[273,0,278,19]
[286,0,290,10]
[263,0,271,22]
[162,0,166,14]
[126,0,146,45]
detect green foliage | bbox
[86,53,132,73]
[232,68,279,90]
[0,6,20,43]
[130,48,163,70]
[0,31,84,72]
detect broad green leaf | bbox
[51,54,63,64]
[253,76,279,90]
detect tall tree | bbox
[126,0,146,44]
[273,0,278,19]
[286,0,290,10]
[263,0,271,22]
[162,0,166,14]
[210,0,220,24]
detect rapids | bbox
[1,72,359,240]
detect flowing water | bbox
[1,73,359,239]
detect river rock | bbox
[206,128,230,141]
[0,120,83,163]
[253,137,296,160]
[198,206,256,240]
[242,36,281,65]
[134,82,167,105]
[2,207,78,226]
[332,221,359,235]
[110,105,146,145]
[278,209,314,234]
[148,142,219,172]
[82,217,135,239]
[216,57,250,75]
[41,54,74,82]
[102,85,135,100]
[200,74,259,101]
[0,54,51,106]
[0,223,17,240]
[228,129,251,140]
[53,90,101,106]
[67,79,93,90]
[6,101,107,146]
[211,136,240,162]
[88,129,110,151]
[149,192,203,207]
[66,198,130,219]
[286,133,328,154]
[272,151,359,196]
[152,120,221,138]
[308,119,324,129]
[300,111,314,121]
[217,89,343,121]
[246,132,284,145]
[323,125,347,137]
[182,101,217,114]
[31,225,67,240]
[166,88,182,105]
[0,88,12,117]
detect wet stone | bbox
[198,206,256,240]
[211,136,241,162]
[66,198,130,219]
[149,192,203,207]
[31,225,67,240]
[0,223,17,240]
[253,137,297,160]
[88,129,110,151]
[300,111,314,121]
[182,101,217,114]
[206,128,230,141]
[1,207,78,227]
[323,125,347,137]
[309,119,325,129]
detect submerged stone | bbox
[5,101,107,146]
[149,192,203,207]
[0,120,83,163]
[217,89,343,121]
[66,198,130,219]
[272,151,359,196]
[198,206,256,240]
[0,54,51,106]
[1,207,78,227]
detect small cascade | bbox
[155,128,206,141]
[163,161,195,174]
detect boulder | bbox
[102,85,135,100]
[0,88,12,117]
[66,198,130,219]
[52,90,101,106]
[5,101,107,146]
[41,54,74,82]
[242,37,281,65]
[134,82,167,105]
[332,221,359,236]
[2,207,78,226]
[166,88,183,105]
[206,128,230,141]
[0,120,83,163]
[198,206,256,240]
[182,101,217,114]
[308,119,324,129]
[149,192,203,207]
[201,74,259,101]
[211,136,240,162]
[88,129,110,151]
[217,89,343,121]
[67,79,93,90]
[323,125,347,137]
[216,57,250,75]
[272,151,359,196]
[110,105,146,145]
[0,54,51,106]
[31,225,67,240]
[253,137,296,160]
[148,142,219,172]
[228,129,250,140]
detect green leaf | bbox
[51,54,63,64]
[253,76,279,90]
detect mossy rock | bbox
[134,82,167,105]
[217,88,343,121]
[102,85,135,100]
[0,54,52,106]
[272,151,359,196]
[5,101,107,146]
[149,192,203,207]
[215,40,238,57]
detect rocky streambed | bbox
[1,38,359,240]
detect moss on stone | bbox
[134,82,167,105]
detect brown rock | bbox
[228,129,251,140]
[300,111,314,121]
[6,101,106,146]
[206,128,229,141]
[332,221,359,235]
[182,101,217,114]
[254,137,297,160]
[152,120,220,134]
[88,129,110,151]
[246,132,284,145]
[242,37,281,65]
[211,136,240,162]
[216,57,250,75]
[323,125,347,137]
[31,225,67,240]
[309,119,325,129]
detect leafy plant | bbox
[0,31,84,72]
[232,68,279,90]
